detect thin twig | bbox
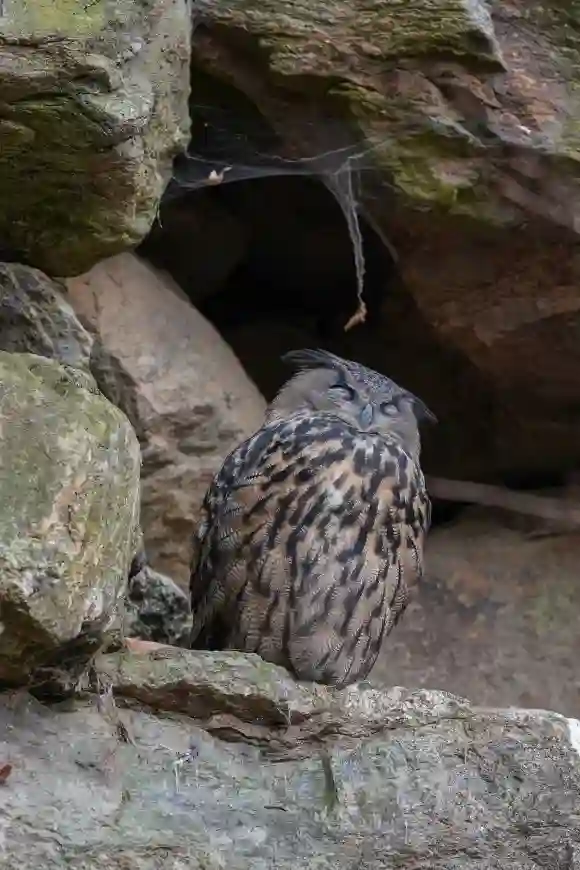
[427,475,580,528]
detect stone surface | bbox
[66,252,266,587]
[97,646,331,729]
[1,646,580,867]
[179,0,580,481]
[373,505,580,720]
[0,262,93,367]
[0,0,191,276]
[125,564,192,646]
[0,351,141,685]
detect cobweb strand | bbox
[165,106,388,331]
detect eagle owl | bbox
[189,348,435,687]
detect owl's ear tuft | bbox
[410,396,437,425]
[281,348,344,374]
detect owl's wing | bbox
[189,429,276,649]
[376,447,431,631]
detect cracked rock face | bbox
[0,0,191,275]
[1,645,580,868]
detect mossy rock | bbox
[0,0,191,275]
[0,351,141,685]
[191,0,580,221]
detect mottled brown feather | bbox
[190,408,430,687]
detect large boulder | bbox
[1,644,580,867]
[66,252,266,587]
[179,0,580,482]
[0,0,191,276]
[0,352,141,685]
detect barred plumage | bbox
[189,349,435,687]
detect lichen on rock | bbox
[190,0,507,217]
[0,0,191,275]
[0,351,141,685]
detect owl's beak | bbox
[359,403,374,428]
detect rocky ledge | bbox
[1,643,579,869]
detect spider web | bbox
[166,98,388,331]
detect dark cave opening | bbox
[145,173,396,399]
[139,169,498,527]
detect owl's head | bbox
[266,348,436,457]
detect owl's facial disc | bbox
[279,348,437,430]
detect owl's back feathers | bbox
[189,409,430,687]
